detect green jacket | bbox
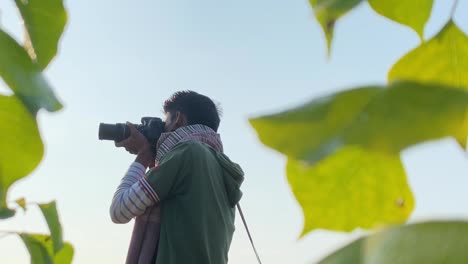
[145,140,244,264]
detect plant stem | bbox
[450,0,459,18]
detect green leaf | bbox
[309,0,364,55]
[317,221,468,264]
[0,207,16,219]
[15,197,27,212]
[368,0,433,39]
[389,21,468,89]
[20,234,74,264]
[19,234,53,264]
[54,243,74,264]
[250,82,468,232]
[343,82,468,153]
[54,242,74,264]
[250,86,380,163]
[316,237,364,264]
[0,29,62,113]
[250,81,468,164]
[0,95,44,218]
[39,201,64,253]
[287,147,413,233]
[14,0,68,69]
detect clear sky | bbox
[1,0,468,263]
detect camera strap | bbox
[237,203,263,264]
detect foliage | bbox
[0,0,72,263]
[368,0,433,40]
[20,234,73,264]
[249,0,468,262]
[389,21,468,89]
[318,221,468,264]
[308,0,364,55]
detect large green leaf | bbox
[250,82,468,164]
[14,0,68,69]
[309,0,364,55]
[343,82,468,153]
[368,0,433,39]
[39,201,64,254]
[317,221,468,264]
[20,234,74,264]
[389,21,468,89]
[251,87,379,163]
[0,30,62,113]
[250,82,468,232]
[0,95,43,219]
[288,147,413,233]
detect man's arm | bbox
[109,161,159,224]
[110,123,159,224]
[110,123,187,223]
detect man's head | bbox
[163,91,221,132]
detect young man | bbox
[110,91,244,264]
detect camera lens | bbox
[98,123,129,142]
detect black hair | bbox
[163,90,221,131]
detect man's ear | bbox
[175,111,187,127]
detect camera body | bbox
[98,117,165,154]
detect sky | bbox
[1,0,468,263]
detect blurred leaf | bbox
[343,82,468,153]
[20,234,74,264]
[14,0,68,69]
[15,197,27,212]
[19,234,53,264]
[317,221,468,264]
[288,147,413,233]
[250,82,468,164]
[368,0,433,39]
[309,0,364,55]
[0,95,43,218]
[316,237,364,264]
[39,201,64,253]
[389,21,468,89]
[0,29,62,113]
[54,242,74,264]
[250,82,468,232]
[250,87,379,163]
[0,206,16,219]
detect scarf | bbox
[125,124,224,264]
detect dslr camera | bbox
[98,117,165,154]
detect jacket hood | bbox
[215,152,244,207]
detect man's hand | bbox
[115,122,149,154]
[115,122,155,167]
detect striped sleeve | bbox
[109,162,159,224]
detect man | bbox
[109,91,244,264]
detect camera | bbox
[98,117,165,154]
